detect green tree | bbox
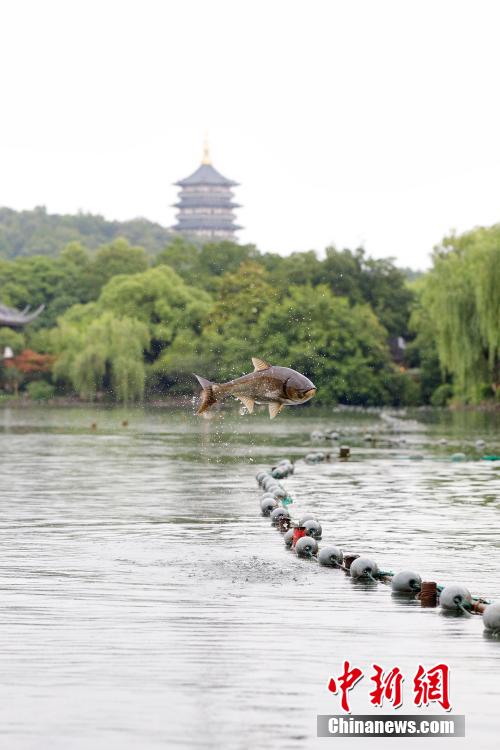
[0,206,174,259]
[164,262,411,406]
[87,239,149,296]
[319,247,414,337]
[0,239,151,334]
[320,246,365,301]
[2,365,23,396]
[154,237,201,280]
[197,241,260,283]
[0,326,25,354]
[162,261,278,382]
[406,277,446,403]
[262,250,323,288]
[358,256,414,338]
[156,239,262,292]
[256,284,402,406]
[98,265,211,351]
[0,247,94,330]
[47,264,211,400]
[52,311,150,402]
[423,226,500,402]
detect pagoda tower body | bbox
[172,142,241,241]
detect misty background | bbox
[1,0,500,268]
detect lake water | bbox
[0,405,499,749]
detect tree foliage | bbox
[421,226,500,401]
[156,241,414,337]
[0,239,150,329]
[98,265,211,351]
[47,264,210,402]
[0,206,174,258]
[0,326,25,353]
[52,311,149,402]
[161,262,410,405]
[4,207,494,407]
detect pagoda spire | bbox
[201,133,211,165]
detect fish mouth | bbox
[302,388,316,400]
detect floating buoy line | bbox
[255,457,500,635]
[308,427,500,462]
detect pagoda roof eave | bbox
[173,224,243,232]
[175,162,238,187]
[175,179,239,188]
[172,202,241,209]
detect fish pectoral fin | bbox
[237,396,255,414]
[268,402,283,419]
[252,357,271,372]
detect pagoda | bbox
[172,140,241,241]
[0,302,44,328]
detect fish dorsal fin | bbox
[268,402,283,420]
[237,396,255,414]
[252,357,271,372]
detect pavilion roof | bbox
[0,302,45,327]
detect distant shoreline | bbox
[0,396,498,413]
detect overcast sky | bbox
[1,0,499,268]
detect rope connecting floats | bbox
[255,460,500,635]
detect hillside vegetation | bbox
[0,206,174,259]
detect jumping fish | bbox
[194,358,317,419]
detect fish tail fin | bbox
[193,374,218,415]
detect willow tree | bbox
[424,226,500,402]
[52,311,150,402]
